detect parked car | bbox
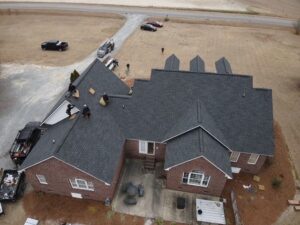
[9,122,41,165]
[41,40,68,51]
[140,24,157,32]
[97,39,115,58]
[103,56,119,71]
[146,21,163,28]
[0,169,26,202]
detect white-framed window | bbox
[230,151,240,162]
[139,140,148,154]
[36,174,48,184]
[182,171,210,187]
[69,178,94,191]
[248,154,259,164]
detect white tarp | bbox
[42,100,79,125]
[196,199,226,224]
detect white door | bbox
[139,140,148,154]
[71,192,82,199]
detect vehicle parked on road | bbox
[41,40,68,51]
[9,122,41,165]
[97,39,115,58]
[103,56,119,71]
[140,24,157,32]
[146,21,163,28]
[0,169,26,202]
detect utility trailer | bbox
[0,169,26,202]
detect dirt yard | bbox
[0,190,182,225]
[0,10,124,66]
[222,122,295,225]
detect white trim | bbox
[247,154,260,165]
[69,178,94,191]
[20,156,111,185]
[54,157,111,185]
[165,155,232,179]
[230,152,240,162]
[36,174,48,184]
[182,171,210,187]
[19,156,54,172]
[163,124,231,152]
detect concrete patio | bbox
[112,159,220,224]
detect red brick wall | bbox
[231,153,267,174]
[124,139,166,161]
[25,157,122,202]
[165,157,227,196]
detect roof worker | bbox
[82,104,91,118]
[66,104,74,117]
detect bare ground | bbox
[0,11,124,66]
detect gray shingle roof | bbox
[215,57,232,74]
[165,128,232,177]
[190,56,205,72]
[164,54,180,71]
[22,55,274,183]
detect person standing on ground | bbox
[161,47,164,54]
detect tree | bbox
[70,69,80,83]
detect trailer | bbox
[0,169,26,202]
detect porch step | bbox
[144,156,155,170]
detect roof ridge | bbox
[53,114,81,155]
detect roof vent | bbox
[99,93,109,107]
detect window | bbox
[248,154,259,164]
[36,174,47,184]
[69,178,94,191]
[230,152,240,162]
[139,140,148,154]
[182,171,210,187]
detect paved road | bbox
[0,14,146,169]
[0,2,297,27]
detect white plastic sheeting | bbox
[42,100,79,125]
[196,199,226,224]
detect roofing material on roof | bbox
[164,54,180,71]
[190,55,205,72]
[21,55,274,184]
[215,57,232,74]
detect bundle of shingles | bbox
[288,199,300,211]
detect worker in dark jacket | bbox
[82,104,91,118]
[66,104,74,117]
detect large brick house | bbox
[20,55,274,202]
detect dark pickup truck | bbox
[0,169,25,202]
[41,40,68,51]
[9,122,41,165]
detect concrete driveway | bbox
[0,13,146,169]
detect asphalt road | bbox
[0,2,297,28]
